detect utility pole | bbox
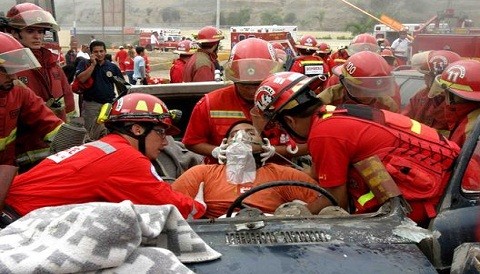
[216,0,220,29]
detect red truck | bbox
[139,29,182,52]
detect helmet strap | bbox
[109,123,154,155]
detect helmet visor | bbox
[342,75,396,98]
[347,43,380,55]
[224,59,284,84]
[9,10,59,31]
[0,48,41,75]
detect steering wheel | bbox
[225,181,339,217]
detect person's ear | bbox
[131,124,145,136]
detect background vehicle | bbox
[138,28,182,52]
[230,25,299,57]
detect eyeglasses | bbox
[152,127,167,139]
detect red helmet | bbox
[317,43,332,54]
[173,40,196,55]
[295,35,319,51]
[194,26,224,44]
[380,48,396,65]
[105,93,180,135]
[411,50,461,75]
[0,32,41,75]
[347,33,380,55]
[224,38,283,84]
[254,72,323,124]
[333,51,395,97]
[434,60,480,101]
[6,3,59,31]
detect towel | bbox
[0,201,221,273]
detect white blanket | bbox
[0,201,221,273]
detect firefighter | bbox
[318,51,401,113]
[403,50,461,135]
[170,40,196,83]
[315,42,332,74]
[326,33,380,88]
[0,32,63,167]
[252,71,460,226]
[431,59,480,147]
[270,42,287,67]
[182,26,224,82]
[380,48,398,69]
[4,3,77,170]
[4,3,75,121]
[4,93,206,224]
[288,35,329,88]
[183,38,290,164]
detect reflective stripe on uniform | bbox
[410,119,421,134]
[0,128,17,151]
[321,105,338,119]
[358,191,375,206]
[86,140,117,154]
[44,123,63,142]
[299,60,324,66]
[210,110,246,119]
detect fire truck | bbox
[138,28,182,52]
[230,25,299,56]
[411,8,480,59]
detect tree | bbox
[261,10,283,25]
[344,13,377,36]
[284,12,296,24]
[161,7,181,23]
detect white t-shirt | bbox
[133,55,146,79]
[391,38,410,58]
[76,51,90,59]
[150,34,158,45]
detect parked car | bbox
[128,80,480,273]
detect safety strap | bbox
[86,140,116,154]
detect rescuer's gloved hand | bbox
[260,138,276,165]
[211,138,228,164]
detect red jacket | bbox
[446,102,480,147]
[6,134,205,219]
[16,47,75,121]
[170,58,187,83]
[309,105,459,223]
[402,87,449,134]
[0,82,63,166]
[114,49,129,72]
[182,49,218,82]
[289,55,330,78]
[183,85,252,163]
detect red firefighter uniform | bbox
[16,47,75,121]
[183,85,252,163]
[327,49,349,71]
[114,48,129,73]
[309,105,459,224]
[445,101,480,147]
[0,81,63,166]
[182,49,218,82]
[289,55,330,78]
[318,83,401,113]
[170,58,188,83]
[402,88,449,135]
[5,134,205,219]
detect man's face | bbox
[143,126,169,160]
[0,68,16,93]
[227,123,262,152]
[13,27,46,50]
[236,83,260,102]
[91,45,106,63]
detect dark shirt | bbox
[76,59,122,104]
